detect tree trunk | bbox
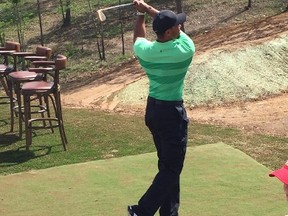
[64,7,71,26]
[62,0,71,27]
[12,0,25,51]
[119,0,125,55]
[175,0,185,32]
[247,0,252,8]
[59,0,66,21]
[175,0,182,13]
[87,0,103,60]
[37,0,44,46]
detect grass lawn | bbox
[0,143,286,216]
[1,102,288,175]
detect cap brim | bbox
[269,165,288,184]
[176,13,186,25]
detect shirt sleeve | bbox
[133,37,152,58]
[178,31,196,53]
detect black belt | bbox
[148,96,183,106]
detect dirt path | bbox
[189,94,288,136]
[62,12,288,136]
[62,60,144,110]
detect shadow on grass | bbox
[0,145,52,168]
[0,118,10,129]
[0,117,20,146]
[0,130,21,148]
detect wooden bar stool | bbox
[22,55,68,151]
[0,65,14,131]
[0,41,20,131]
[7,46,53,138]
[0,41,20,95]
[12,46,52,71]
[0,65,15,132]
[0,65,11,99]
[8,70,44,138]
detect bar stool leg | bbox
[57,92,68,145]
[6,79,15,132]
[14,82,23,138]
[23,94,32,150]
[0,76,10,96]
[44,95,54,133]
[55,92,67,150]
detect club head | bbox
[97,10,106,22]
[97,3,134,22]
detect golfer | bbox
[128,0,195,215]
[269,161,288,201]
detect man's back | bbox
[133,31,195,101]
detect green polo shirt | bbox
[133,31,195,101]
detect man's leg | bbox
[133,102,188,216]
[159,181,180,216]
[158,105,188,216]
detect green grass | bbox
[1,102,287,175]
[0,143,286,215]
[0,0,287,176]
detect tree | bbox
[0,33,5,46]
[175,0,185,32]
[247,0,252,8]
[11,0,25,51]
[37,0,44,46]
[119,0,125,55]
[175,0,182,13]
[87,0,103,60]
[59,0,71,27]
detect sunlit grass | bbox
[1,101,287,175]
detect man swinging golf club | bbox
[128,0,195,215]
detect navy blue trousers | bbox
[135,96,188,216]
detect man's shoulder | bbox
[134,37,152,46]
[178,32,194,43]
[177,32,195,52]
[133,38,154,55]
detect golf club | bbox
[97,3,134,22]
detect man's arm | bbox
[133,14,146,43]
[284,184,288,201]
[133,0,159,43]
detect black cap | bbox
[153,10,186,34]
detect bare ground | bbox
[62,12,288,137]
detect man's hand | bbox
[133,0,159,18]
[133,0,148,13]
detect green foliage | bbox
[0,32,5,46]
[0,99,287,175]
[11,0,20,4]
[63,43,80,57]
[0,2,14,28]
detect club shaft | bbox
[101,2,134,11]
